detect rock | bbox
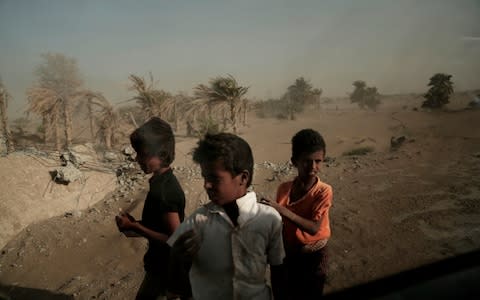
[123,145,135,156]
[390,136,406,150]
[103,151,119,162]
[51,164,84,184]
[66,143,98,167]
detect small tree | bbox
[422,73,454,109]
[364,87,381,111]
[285,77,313,120]
[350,80,381,110]
[312,88,323,110]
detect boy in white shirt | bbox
[167,133,286,300]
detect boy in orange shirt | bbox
[261,128,332,299]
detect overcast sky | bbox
[1,0,479,118]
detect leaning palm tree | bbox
[194,74,249,134]
[26,87,63,151]
[0,80,15,153]
[128,74,174,121]
[74,90,118,149]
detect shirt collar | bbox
[207,191,259,226]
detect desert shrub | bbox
[342,146,374,156]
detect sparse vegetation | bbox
[421,73,454,109]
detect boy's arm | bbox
[260,198,321,235]
[167,225,201,298]
[116,212,181,242]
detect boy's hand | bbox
[172,229,201,259]
[115,212,137,232]
[260,197,282,211]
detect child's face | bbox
[200,159,247,206]
[135,150,162,174]
[293,150,325,180]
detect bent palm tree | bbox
[194,75,249,134]
[26,87,63,151]
[128,74,174,121]
[74,91,118,149]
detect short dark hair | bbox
[130,117,175,167]
[291,128,326,161]
[192,133,254,186]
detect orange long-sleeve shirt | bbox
[276,176,332,248]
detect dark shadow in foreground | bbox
[324,249,480,300]
[0,283,74,300]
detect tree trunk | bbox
[105,126,112,150]
[230,100,236,134]
[0,94,14,153]
[42,115,49,144]
[242,101,247,126]
[88,101,95,138]
[54,115,61,152]
[173,101,178,132]
[63,98,72,149]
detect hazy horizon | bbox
[1,0,479,119]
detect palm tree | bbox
[26,87,63,151]
[128,74,174,121]
[28,53,84,150]
[422,73,454,109]
[74,91,117,149]
[0,80,15,153]
[194,74,249,134]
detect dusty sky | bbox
[1,0,479,118]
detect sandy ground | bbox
[1,96,480,299]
